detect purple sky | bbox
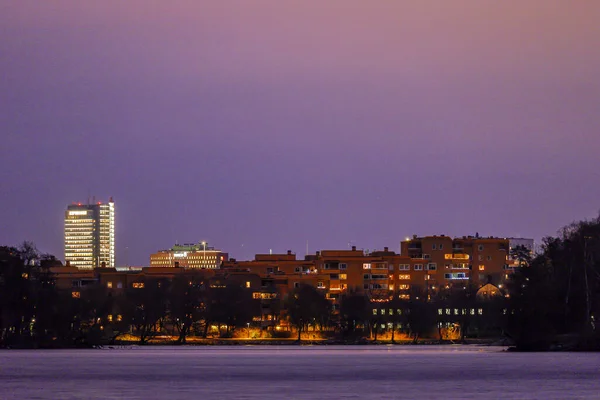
[1,1,599,265]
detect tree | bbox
[339,289,370,337]
[406,287,436,343]
[504,255,560,350]
[510,245,532,268]
[204,284,259,337]
[168,274,206,343]
[124,279,169,344]
[284,284,330,341]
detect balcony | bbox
[444,253,470,260]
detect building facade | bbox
[150,242,228,269]
[64,198,115,269]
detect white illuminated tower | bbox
[64,197,115,269]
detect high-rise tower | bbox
[64,198,115,269]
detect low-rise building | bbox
[150,242,228,269]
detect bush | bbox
[269,330,293,339]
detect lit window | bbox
[363,263,371,269]
[398,284,410,290]
[72,291,81,298]
[398,274,410,280]
[479,265,485,271]
[245,281,251,288]
[340,274,347,280]
[132,282,144,289]
[107,282,113,289]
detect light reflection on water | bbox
[1,345,599,399]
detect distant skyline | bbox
[1,1,599,265]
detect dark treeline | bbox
[1,215,599,350]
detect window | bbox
[424,274,431,280]
[317,281,324,288]
[267,268,274,274]
[423,254,431,259]
[72,291,80,299]
[372,309,378,315]
[439,244,444,250]
[478,255,483,261]
[106,281,113,289]
[388,264,394,271]
[324,263,331,270]
[340,284,347,290]
[363,274,371,280]
[330,274,339,280]
[294,282,300,288]
[295,267,301,273]
[339,263,347,270]
[427,263,437,271]
[444,272,467,280]
[363,263,371,269]
[487,255,492,261]
[399,264,410,270]
[478,265,485,271]
[478,245,484,251]
[398,274,410,280]
[132,282,145,289]
[340,274,347,280]
[398,284,410,290]
[245,281,251,288]
[414,264,423,271]
[432,244,437,250]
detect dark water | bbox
[1,346,599,399]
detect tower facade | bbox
[64,198,115,269]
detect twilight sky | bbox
[1,0,599,265]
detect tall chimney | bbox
[351,245,356,251]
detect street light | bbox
[247,322,250,338]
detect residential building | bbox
[400,234,511,287]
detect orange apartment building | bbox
[400,234,512,289]
[51,235,526,328]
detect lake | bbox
[1,345,599,399]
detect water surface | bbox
[1,345,599,399]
